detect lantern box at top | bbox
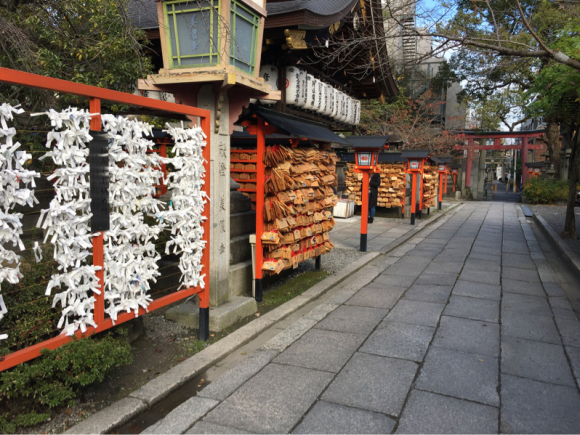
[347,136,390,173]
[138,0,278,100]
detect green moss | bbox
[260,271,329,308]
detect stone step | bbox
[231,211,256,238]
[230,234,252,265]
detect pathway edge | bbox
[67,201,463,434]
[534,214,580,279]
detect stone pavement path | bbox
[145,202,580,434]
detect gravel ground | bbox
[530,204,580,256]
[264,248,367,292]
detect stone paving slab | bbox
[502,266,541,283]
[416,346,499,406]
[500,374,580,434]
[273,328,365,373]
[443,295,499,323]
[345,284,406,309]
[203,364,334,433]
[458,269,500,286]
[501,310,561,344]
[186,422,250,434]
[360,321,435,362]
[414,271,459,286]
[143,397,219,434]
[315,305,387,335]
[452,280,501,301]
[432,316,500,357]
[396,390,499,434]
[292,401,396,434]
[403,284,453,304]
[502,278,546,297]
[322,352,418,417]
[384,299,445,328]
[373,273,416,288]
[501,292,552,317]
[501,335,575,387]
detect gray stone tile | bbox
[502,278,546,297]
[553,314,580,348]
[345,284,406,309]
[373,273,416,288]
[198,350,278,401]
[501,335,575,387]
[543,282,566,297]
[501,292,552,317]
[503,266,541,283]
[469,250,501,261]
[502,241,529,253]
[361,321,435,362]
[432,316,500,357]
[186,422,250,434]
[414,272,459,286]
[463,258,501,272]
[550,296,573,311]
[500,374,580,434]
[453,280,501,301]
[566,346,580,384]
[382,258,430,276]
[293,401,396,434]
[502,254,536,270]
[144,397,219,434]
[403,284,452,304]
[501,310,561,344]
[423,261,463,274]
[322,352,417,417]
[315,305,387,335]
[458,269,500,286]
[273,329,365,373]
[384,300,445,328]
[443,295,499,323]
[396,390,499,434]
[416,347,499,406]
[204,364,333,434]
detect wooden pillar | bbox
[360,171,369,251]
[466,138,474,187]
[254,118,265,302]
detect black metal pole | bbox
[360,233,367,252]
[199,307,209,341]
[255,278,263,303]
[315,255,321,270]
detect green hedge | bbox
[0,332,132,433]
[524,178,570,204]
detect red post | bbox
[522,137,529,184]
[465,138,473,188]
[89,97,105,325]
[438,172,443,210]
[254,118,265,301]
[418,169,424,219]
[360,171,369,251]
[445,171,448,194]
[410,172,417,225]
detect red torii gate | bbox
[455,130,546,185]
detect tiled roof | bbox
[267,0,355,16]
[129,0,158,30]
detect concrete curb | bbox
[67,201,463,434]
[534,214,580,279]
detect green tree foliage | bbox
[0,0,153,109]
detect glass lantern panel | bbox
[165,0,219,68]
[230,0,259,74]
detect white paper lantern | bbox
[312,79,321,112]
[338,92,348,122]
[345,96,353,124]
[285,66,302,107]
[354,100,361,125]
[259,65,278,105]
[315,81,325,114]
[321,84,330,116]
[299,70,308,108]
[304,74,315,110]
[331,88,340,120]
[324,85,334,117]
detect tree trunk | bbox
[562,124,579,239]
[545,122,561,178]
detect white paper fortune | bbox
[0,103,40,339]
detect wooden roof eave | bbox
[264,0,358,29]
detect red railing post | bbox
[89,97,105,325]
[198,113,211,340]
[254,118,265,302]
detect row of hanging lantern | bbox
[256,65,361,126]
